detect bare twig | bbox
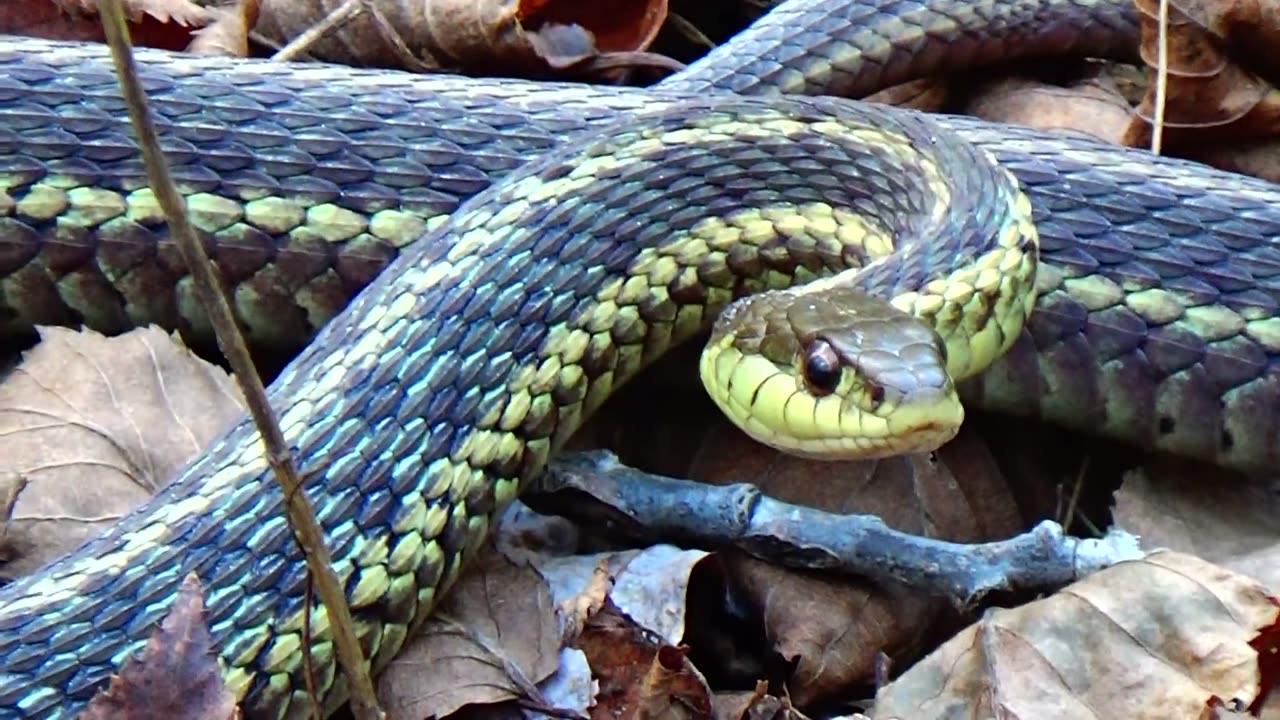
[539,450,1146,605]
[665,13,716,51]
[1151,0,1169,154]
[271,0,365,62]
[94,5,384,718]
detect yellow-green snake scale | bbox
[3,0,1280,716]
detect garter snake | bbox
[2,0,1280,716]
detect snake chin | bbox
[774,391,966,461]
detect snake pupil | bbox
[801,340,842,396]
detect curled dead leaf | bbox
[1113,464,1280,592]
[1127,0,1280,148]
[1152,0,1280,83]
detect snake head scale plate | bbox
[701,285,963,459]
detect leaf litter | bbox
[7,1,1280,717]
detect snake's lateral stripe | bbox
[1,0,1280,715]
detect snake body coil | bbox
[2,0,1280,716]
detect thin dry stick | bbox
[272,0,366,61]
[1058,455,1090,536]
[665,13,716,50]
[94,5,385,719]
[1151,0,1170,153]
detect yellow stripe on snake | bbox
[2,0,1280,717]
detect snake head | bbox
[700,286,964,459]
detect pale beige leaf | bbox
[873,552,1275,720]
[0,326,244,579]
[1114,464,1280,591]
[535,545,708,644]
[376,549,561,719]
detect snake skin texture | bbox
[2,0,1280,716]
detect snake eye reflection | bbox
[801,340,842,396]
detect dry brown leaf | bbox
[0,326,244,580]
[575,603,714,720]
[1125,0,1280,149]
[375,549,561,720]
[81,573,239,720]
[687,419,1022,709]
[873,552,1277,720]
[966,76,1135,145]
[1113,462,1280,591]
[1170,0,1280,84]
[636,645,713,720]
[0,0,211,48]
[255,0,666,76]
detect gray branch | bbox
[534,450,1145,606]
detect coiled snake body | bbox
[2,0,1280,717]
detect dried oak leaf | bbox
[1125,0,1280,149]
[1113,461,1280,592]
[575,602,714,720]
[375,549,561,720]
[255,0,667,77]
[687,419,1023,710]
[873,551,1278,720]
[0,326,244,580]
[81,573,239,720]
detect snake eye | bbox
[801,340,842,396]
